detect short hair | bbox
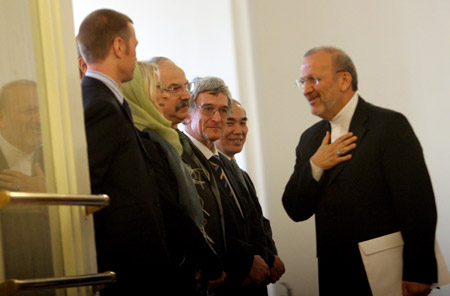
[148,56,172,65]
[0,79,37,109]
[304,46,358,91]
[77,9,133,64]
[189,76,232,111]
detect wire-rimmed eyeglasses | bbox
[295,70,346,90]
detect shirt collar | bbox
[330,92,359,130]
[85,70,124,104]
[185,132,217,159]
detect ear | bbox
[78,57,87,75]
[112,36,126,58]
[340,72,353,92]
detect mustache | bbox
[175,100,190,111]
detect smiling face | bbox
[0,82,41,153]
[300,50,346,121]
[185,92,228,151]
[215,103,247,158]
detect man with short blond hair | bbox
[78,9,170,295]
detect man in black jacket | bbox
[282,46,437,296]
[215,99,285,290]
[78,9,170,295]
[183,76,270,295]
[215,99,286,295]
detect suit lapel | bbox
[326,97,368,186]
[83,77,150,160]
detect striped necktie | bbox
[209,155,231,193]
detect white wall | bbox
[242,0,450,295]
[72,0,239,107]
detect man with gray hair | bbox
[183,76,270,295]
[282,46,437,296]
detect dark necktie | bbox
[209,155,231,194]
[210,155,244,217]
[122,99,133,120]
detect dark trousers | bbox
[318,252,373,296]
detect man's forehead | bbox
[301,51,334,74]
[3,85,38,106]
[229,104,247,120]
[159,61,187,84]
[198,92,228,106]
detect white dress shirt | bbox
[311,93,359,181]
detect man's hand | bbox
[245,255,269,286]
[402,281,432,296]
[310,131,357,170]
[269,255,285,283]
[0,163,46,192]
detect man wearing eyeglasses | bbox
[282,46,437,296]
[149,57,193,128]
[182,76,272,295]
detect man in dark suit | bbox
[282,46,437,296]
[77,9,170,295]
[215,100,285,293]
[183,76,270,295]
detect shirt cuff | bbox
[310,159,324,181]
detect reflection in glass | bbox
[0,80,55,296]
[0,1,63,295]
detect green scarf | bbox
[120,65,183,155]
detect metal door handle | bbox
[0,190,109,209]
[0,271,116,295]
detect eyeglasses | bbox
[156,83,164,92]
[295,70,346,90]
[162,81,195,94]
[195,104,229,118]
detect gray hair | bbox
[148,56,172,65]
[305,46,358,91]
[189,76,232,111]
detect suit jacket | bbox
[218,154,270,262]
[178,131,227,258]
[214,153,264,292]
[82,76,170,294]
[241,169,278,265]
[178,132,257,290]
[282,97,437,289]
